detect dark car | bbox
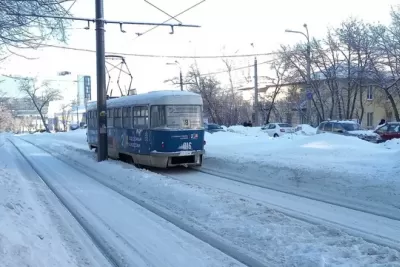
[374,122,400,143]
[204,123,225,134]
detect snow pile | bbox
[205,130,398,177]
[225,125,266,137]
[294,124,317,135]
[381,138,400,150]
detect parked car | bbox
[261,123,295,137]
[316,120,378,141]
[204,123,225,134]
[374,122,400,143]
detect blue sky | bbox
[0,0,398,100]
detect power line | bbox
[199,60,274,76]
[6,13,200,32]
[36,42,278,59]
[134,0,206,39]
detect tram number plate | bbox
[179,151,193,156]
[182,118,190,127]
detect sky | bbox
[0,0,398,101]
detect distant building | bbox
[5,97,49,132]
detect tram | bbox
[86,90,205,168]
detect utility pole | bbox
[285,24,312,125]
[166,61,183,91]
[179,69,183,91]
[254,57,259,126]
[305,41,311,124]
[95,0,108,161]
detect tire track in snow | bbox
[192,166,400,221]
[157,167,400,251]
[8,138,120,267]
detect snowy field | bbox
[1,127,400,266]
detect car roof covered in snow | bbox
[321,120,359,124]
[87,90,203,111]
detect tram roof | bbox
[87,90,203,110]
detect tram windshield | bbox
[151,105,202,129]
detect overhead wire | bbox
[35,42,279,58]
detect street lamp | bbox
[285,24,312,124]
[166,61,183,91]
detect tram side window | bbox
[93,110,98,128]
[150,106,166,128]
[90,111,94,128]
[107,109,113,127]
[114,108,122,128]
[133,106,149,128]
[122,107,132,128]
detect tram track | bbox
[20,137,400,250]
[36,138,400,222]
[13,137,273,267]
[154,167,400,251]
[8,138,119,267]
[190,166,400,221]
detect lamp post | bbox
[285,24,311,124]
[166,61,183,91]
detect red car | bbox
[374,122,400,142]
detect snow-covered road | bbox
[156,168,400,249]
[13,132,400,267]
[0,135,109,267]
[10,137,245,267]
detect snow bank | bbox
[294,124,317,135]
[206,130,397,171]
[381,138,400,150]
[226,125,266,137]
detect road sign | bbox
[83,76,91,100]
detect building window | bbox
[367,85,373,100]
[367,112,374,127]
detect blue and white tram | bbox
[86,90,205,168]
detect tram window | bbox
[133,106,149,128]
[122,107,132,128]
[165,105,202,129]
[107,109,113,127]
[150,106,166,128]
[114,108,122,128]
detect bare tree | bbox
[0,103,13,131]
[368,9,400,121]
[0,0,72,56]
[18,78,62,132]
[259,60,289,124]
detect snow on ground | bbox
[13,138,242,267]
[205,125,400,177]
[204,126,400,209]
[16,130,400,266]
[0,133,109,267]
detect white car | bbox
[261,123,295,137]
